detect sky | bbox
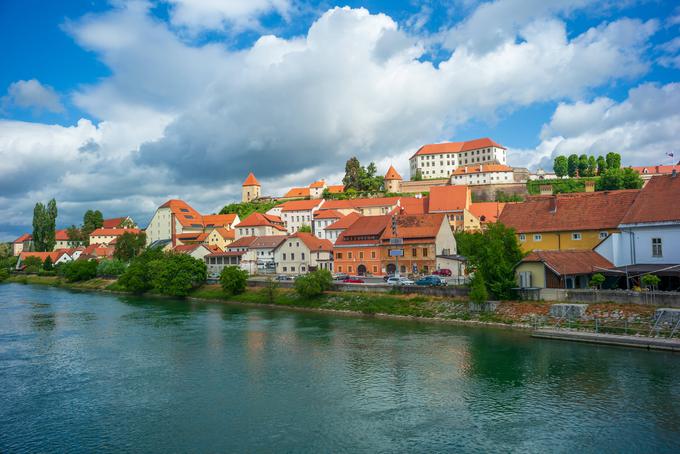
[1,0,679,241]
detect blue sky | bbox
[1,0,679,240]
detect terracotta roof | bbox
[314,209,343,219]
[250,235,287,249]
[279,199,323,212]
[498,190,640,233]
[213,227,235,240]
[309,180,326,188]
[243,172,260,186]
[173,244,210,254]
[428,186,470,212]
[14,233,32,243]
[203,213,238,227]
[469,202,506,224]
[522,250,613,276]
[207,250,245,257]
[326,212,361,230]
[631,165,680,175]
[159,199,204,228]
[399,197,429,215]
[336,215,390,245]
[236,212,285,229]
[381,214,445,242]
[384,165,403,180]
[452,164,513,175]
[620,175,680,225]
[290,232,333,252]
[327,185,345,193]
[54,229,70,241]
[412,138,505,158]
[102,217,126,229]
[90,228,141,237]
[19,251,64,263]
[81,244,114,258]
[228,236,258,248]
[282,187,310,198]
[175,232,204,241]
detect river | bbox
[1,283,679,453]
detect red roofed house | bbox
[237,235,288,274]
[428,185,475,231]
[16,250,74,270]
[102,216,137,229]
[274,232,334,275]
[80,244,115,260]
[278,199,325,233]
[54,229,83,250]
[630,164,680,181]
[206,227,235,251]
[90,228,142,246]
[409,137,507,179]
[515,250,614,289]
[234,212,287,239]
[172,243,213,261]
[450,164,514,186]
[13,233,33,256]
[468,202,506,227]
[334,215,390,276]
[324,212,362,244]
[281,180,344,200]
[498,189,640,253]
[313,209,345,243]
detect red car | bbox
[433,269,452,277]
[343,277,365,284]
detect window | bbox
[371,251,376,259]
[301,253,305,260]
[348,266,353,273]
[533,234,542,242]
[348,252,353,259]
[359,251,364,259]
[572,233,582,241]
[338,266,343,272]
[422,248,428,257]
[283,253,286,260]
[283,267,287,272]
[373,266,378,273]
[519,234,526,242]
[652,238,663,257]
[291,253,295,260]
[301,266,306,272]
[291,266,296,272]
[599,231,609,240]
[336,252,342,259]
[412,248,417,257]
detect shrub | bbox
[641,274,660,290]
[469,273,488,305]
[147,253,207,297]
[589,273,605,289]
[22,256,43,271]
[118,247,165,294]
[294,269,333,298]
[63,260,98,282]
[43,255,53,271]
[0,267,9,282]
[97,259,126,277]
[220,266,248,296]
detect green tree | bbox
[589,273,605,289]
[32,199,58,252]
[413,168,423,181]
[342,157,364,191]
[118,247,165,293]
[0,267,9,282]
[62,260,98,282]
[81,210,104,245]
[621,167,644,189]
[298,225,312,233]
[97,259,126,277]
[469,273,488,305]
[578,154,589,177]
[455,223,524,300]
[219,200,280,219]
[22,255,43,273]
[553,156,568,177]
[587,156,597,177]
[66,225,84,244]
[148,253,207,297]
[597,168,643,191]
[262,277,279,303]
[294,269,333,298]
[0,243,12,259]
[114,232,147,261]
[596,156,607,175]
[220,266,248,296]
[605,152,621,170]
[42,255,53,271]
[641,274,660,290]
[567,154,579,177]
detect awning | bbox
[602,264,680,277]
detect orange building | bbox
[333,215,390,276]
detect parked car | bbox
[415,275,445,287]
[333,273,349,281]
[343,277,365,284]
[383,274,394,282]
[208,272,220,280]
[433,268,452,277]
[387,276,415,286]
[276,275,294,281]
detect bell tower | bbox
[242,172,261,203]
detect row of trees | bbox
[553,152,621,178]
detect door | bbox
[357,264,367,276]
[386,263,396,275]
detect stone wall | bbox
[470,183,528,202]
[248,279,469,297]
[529,288,680,308]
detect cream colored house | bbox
[279,199,324,233]
[89,228,142,246]
[234,213,287,239]
[146,199,204,246]
[274,232,333,275]
[173,244,213,261]
[54,229,82,250]
[206,228,235,251]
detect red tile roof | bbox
[55,229,70,241]
[236,212,285,230]
[452,164,513,175]
[522,250,613,276]
[159,199,204,228]
[314,209,343,219]
[398,197,429,215]
[228,236,258,248]
[412,138,505,158]
[336,215,390,245]
[90,228,141,237]
[469,202,506,224]
[428,186,470,212]
[243,172,260,186]
[290,232,333,251]
[102,217,126,229]
[279,199,323,212]
[498,190,640,233]
[14,233,32,243]
[173,244,210,254]
[203,213,238,227]
[620,175,680,225]
[19,251,64,263]
[326,212,361,230]
[309,180,326,188]
[250,236,287,249]
[631,165,680,175]
[384,165,402,180]
[213,227,235,240]
[381,214,445,242]
[327,185,345,193]
[81,244,114,258]
[282,187,310,198]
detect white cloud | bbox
[163,0,292,32]
[514,82,680,170]
[2,79,65,114]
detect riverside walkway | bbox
[532,329,680,352]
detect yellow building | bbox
[498,189,640,252]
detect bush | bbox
[469,273,488,305]
[147,253,207,297]
[22,256,43,270]
[294,270,333,298]
[43,255,53,271]
[641,274,660,290]
[589,273,605,289]
[97,259,126,277]
[118,247,165,294]
[63,260,98,282]
[0,267,9,282]
[220,266,248,296]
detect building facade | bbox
[274,232,333,275]
[409,138,507,179]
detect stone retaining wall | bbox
[526,288,680,307]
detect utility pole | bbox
[389,215,403,278]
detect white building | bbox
[274,232,333,275]
[449,164,514,186]
[240,236,287,274]
[279,199,324,233]
[90,228,142,246]
[313,210,343,241]
[409,138,507,179]
[234,213,287,239]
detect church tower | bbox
[242,172,261,203]
[384,165,403,193]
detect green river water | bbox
[1,283,679,453]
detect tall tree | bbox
[605,152,621,170]
[587,156,597,177]
[82,210,104,245]
[578,154,589,177]
[114,232,147,261]
[67,225,84,244]
[567,154,579,178]
[596,156,607,175]
[553,156,568,178]
[31,199,58,252]
[342,157,364,191]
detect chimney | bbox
[584,180,595,192]
[539,185,552,196]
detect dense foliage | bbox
[641,274,660,290]
[596,168,643,191]
[220,200,280,219]
[32,199,58,251]
[0,267,8,282]
[298,225,312,233]
[554,152,621,178]
[42,255,53,271]
[342,157,384,192]
[22,256,43,273]
[469,273,489,304]
[60,260,98,282]
[118,247,165,294]
[294,269,333,298]
[527,178,597,195]
[81,210,104,245]
[589,273,605,289]
[97,259,127,277]
[220,266,248,296]
[114,232,147,261]
[148,253,207,297]
[456,223,524,300]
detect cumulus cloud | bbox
[163,0,292,32]
[2,79,65,114]
[512,82,680,170]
